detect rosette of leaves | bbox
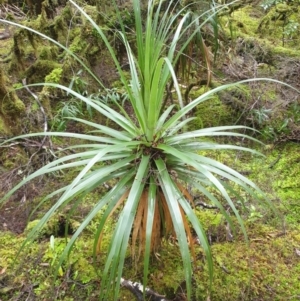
[0,0,295,300]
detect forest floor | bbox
[1,1,300,300]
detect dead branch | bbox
[121,277,171,301]
[22,78,53,164]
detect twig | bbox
[0,3,26,19]
[121,277,171,301]
[22,78,53,163]
[194,200,218,210]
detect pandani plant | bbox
[0,0,298,300]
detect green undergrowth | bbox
[0,68,25,134]
[1,141,299,300]
[264,143,300,225]
[243,142,300,227]
[194,225,300,301]
[1,2,300,300]
[1,209,300,300]
[199,141,300,228]
[225,4,300,52]
[218,4,300,142]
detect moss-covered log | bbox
[0,68,25,134]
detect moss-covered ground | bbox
[0,142,299,300]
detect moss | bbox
[192,225,300,301]
[226,6,262,39]
[188,86,233,130]
[270,144,300,224]
[24,220,51,238]
[0,68,25,127]
[25,215,80,240]
[45,67,63,83]
[3,96,25,114]
[71,239,97,284]
[148,243,184,296]
[69,35,87,55]
[50,5,74,44]
[67,27,101,61]
[0,146,28,170]
[24,59,61,84]
[225,3,300,53]
[8,27,38,73]
[0,28,13,57]
[222,143,300,227]
[38,45,59,60]
[0,232,22,267]
[0,116,9,134]
[271,45,300,57]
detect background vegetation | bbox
[0,0,299,300]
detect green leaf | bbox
[155,158,193,300]
[101,155,150,301]
[143,177,157,296]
